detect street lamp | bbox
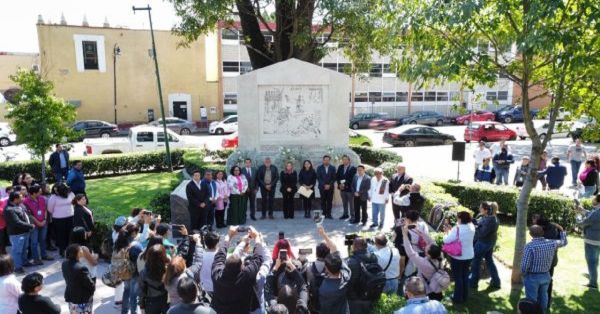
[132,4,172,172]
[113,44,120,125]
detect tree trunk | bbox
[41,153,47,184]
[236,0,273,69]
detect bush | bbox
[371,293,405,314]
[350,145,402,166]
[206,149,234,161]
[0,149,186,182]
[183,150,206,174]
[433,181,579,230]
[420,181,472,227]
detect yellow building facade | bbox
[37,22,221,124]
[0,52,40,122]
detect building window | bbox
[338,63,351,73]
[82,41,99,70]
[486,91,498,101]
[369,92,382,102]
[222,29,239,40]
[498,91,508,100]
[436,92,449,101]
[240,62,252,74]
[424,91,436,101]
[354,92,368,102]
[396,92,408,102]
[411,92,424,102]
[137,132,154,142]
[382,92,396,102]
[224,93,237,105]
[323,63,337,71]
[369,63,382,77]
[223,61,240,73]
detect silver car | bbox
[149,117,198,135]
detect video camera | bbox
[344,233,357,247]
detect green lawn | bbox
[87,171,181,223]
[430,224,600,313]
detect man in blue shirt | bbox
[521,224,568,313]
[201,171,219,229]
[67,161,86,198]
[394,276,447,314]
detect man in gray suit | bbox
[350,165,371,226]
[241,158,258,221]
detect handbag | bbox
[442,226,462,257]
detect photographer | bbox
[346,236,380,313]
[265,256,309,313]
[372,233,401,295]
[305,242,330,313]
[393,210,429,278]
[316,226,350,314]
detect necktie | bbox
[247,168,251,177]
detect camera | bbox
[407,224,416,230]
[279,249,288,261]
[237,226,249,233]
[298,248,313,255]
[313,210,324,225]
[344,233,357,246]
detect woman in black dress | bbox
[298,160,317,218]
[280,162,298,219]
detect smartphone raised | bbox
[279,249,288,261]
[298,248,313,255]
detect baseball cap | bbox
[114,216,127,228]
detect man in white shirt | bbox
[369,168,389,229]
[373,233,401,295]
[472,141,492,179]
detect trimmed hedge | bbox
[350,145,402,166]
[420,181,472,226]
[433,181,580,230]
[182,150,206,174]
[0,149,186,182]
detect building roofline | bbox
[36,22,173,33]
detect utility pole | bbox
[133,5,172,171]
[113,43,120,125]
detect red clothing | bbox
[22,195,47,222]
[271,239,296,260]
[0,197,7,229]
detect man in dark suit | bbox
[49,144,69,183]
[256,157,279,219]
[336,155,357,221]
[241,158,258,221]
[185,170,209,230]
[350,165,371,225]
[201,170,219,229]
[389,163,413,220]
[317,155,337,219]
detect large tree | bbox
[5,69,78,183]
[354,0,599,285]
[169,0,373,69]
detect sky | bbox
[0,0,180,53]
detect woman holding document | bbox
[298,160,317,218]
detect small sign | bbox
[210,107,216,114]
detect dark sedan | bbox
[383,125,455,147]
[398,111,452,126]
[72,120,119,140]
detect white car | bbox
[209,115,238,135]
[0,122,17,147]
[84,126,195,155]
[516,119,582,141]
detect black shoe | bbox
[325,216,333,220]
[250,216,257,221]
[22,261,34,267]
[260,216,266,220]
[42,256,55,261]
[32,259,44,266]
[349,220,359,225]
[14,267,25,275]
[46,246,58,251]
[339,215,349,220]
[361,222,367,226]
[269,215,275,219]
[369,224,378,228]
[584,284,598,289]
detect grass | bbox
[87,171,181,223]
[444,225,600,313]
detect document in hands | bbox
[298,186,313,198]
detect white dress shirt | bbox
[369,176,389,204]
[473,148,492,165]
[375,246,401,280]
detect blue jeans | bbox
[570,160,582,185]
[383,278,398,295]
[585,243,600,287]
[495,168,509,185]
[9,233,30,268]
[523,273,551,314]
[582,186,596,198]
[122,277,139,314]
[30,225,48,260]
[469,241,500,288]
[371,202,386,226]
[450,258,472,303]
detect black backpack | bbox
[357,255,386,301]
[308,263,326,313]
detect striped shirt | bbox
[521,232,567,274]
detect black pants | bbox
[320,188,333,217]
[260,188,275,217]
[53,216,73,254]
[282,191,295,218]
[215,209,225,228]
[548,264,556,309]
[247,189,256,218]
[144,294,169,314]
[202,203,215,229]
[0,228,7,254]
[189,206,201,231]
[354,197,368,223]
[301,196,312,216]
[392,203,402,220]
[428,292,443,301]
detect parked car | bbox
[454,110,495,125]
[398,111,451,126]
[464,121,517,143]
[368,119,399,130]
[516,120,574,141]
[495,106,539,123]
[221,131,239,149]
[383,125,455,147]
[84,126,194,155]
[209,115,238,135]
[349,130,373,146]
[148,117,198,135]
[349,112,389,129]
[72,120,119,140]
[0,122,17,147]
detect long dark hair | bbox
[141,236,164,260]
[114,229,132,252]
[302,160,313,171]
[72,193,87,206]
[145,244,168,282]
[69,226,88,246]
[56,183,70,198]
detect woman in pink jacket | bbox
[214,170,230,228]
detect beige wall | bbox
[0,53,39,122]
[37,24,220,124]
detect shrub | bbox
[420,181,472,228]
[183,150,206,174]
[371,293,405,314]
[433,181,579,230]
[149,191,172,223]
[350,145,402,166]
[206,149,234,161]
[0,149,186,182]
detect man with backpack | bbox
[316,226,350,314]
[346,237,386,314]
[305,242,330,313]
[373,233,401,295]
